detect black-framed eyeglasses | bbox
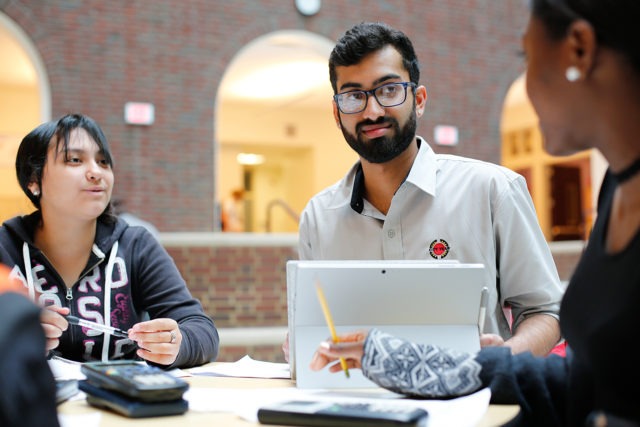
[333,82,417,114]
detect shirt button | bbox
[387,230,396,238]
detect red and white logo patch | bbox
[429,239,450,259]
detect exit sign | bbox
[124,102,155,125]
[434,125,459,146]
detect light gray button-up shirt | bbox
[298,138,563,339]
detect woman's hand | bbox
[128,318,181,366]
[309,330,369,373]
[40,305,70,351]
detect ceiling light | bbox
[237,153,265,165]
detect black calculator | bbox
[257,400,429,427]
[79,380,188,418]
[80,361,189,402]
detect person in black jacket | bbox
[0,113,219,369]
[0,264,59,427]
[310,1,640,426]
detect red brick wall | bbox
[2,1,529,231]
[166,245,296,329]
[163,236,297,362]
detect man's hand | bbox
[480,333,506,348]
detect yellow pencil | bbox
[315,281,350,378]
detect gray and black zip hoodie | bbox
[0,211,219,369]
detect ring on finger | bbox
[169,330,177,344]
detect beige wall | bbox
[0,83,39,132]
[214,30,358,233]
[0,83,39,222]
[217,100,356,232]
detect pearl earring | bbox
[565,66,581,82]
[32,190,40,196]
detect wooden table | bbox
[59,375,519,426]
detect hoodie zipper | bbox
[62,254,104,303]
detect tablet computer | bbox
[286,260,487,389]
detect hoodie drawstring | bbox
[22,242,35,301]
[101,241,118,362]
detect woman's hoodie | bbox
[0,211,219,368]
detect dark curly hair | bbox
[329,22,420,94]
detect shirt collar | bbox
[406,136,438,197]
[349,136,438,214]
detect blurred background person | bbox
[221,188,245,232]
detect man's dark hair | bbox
[329,22,420,93]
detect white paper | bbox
[188,354,290,379]
[184,385,491,427]
[58,412,102,427]
[49,355,85,380]
[48,355,189,379]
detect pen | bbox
[478,287,489,334]
[315,281,350,378]
[66,315,129,338]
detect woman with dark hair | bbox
[310,1,640,425]
[0,113,219,369]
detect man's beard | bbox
[339,105,417,164]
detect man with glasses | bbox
[291,22,563,359]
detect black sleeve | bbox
[0,292,60,427]
[477,346,570,427]
[126,228,220,368]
